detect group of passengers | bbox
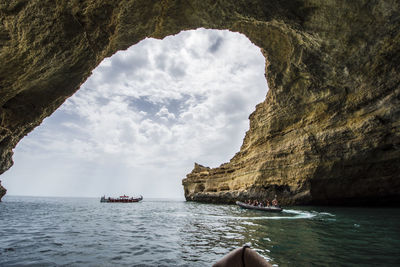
[245,195,279,207]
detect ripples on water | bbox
[1,196,400,266]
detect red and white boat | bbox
[100,195,143,203]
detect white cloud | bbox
[2,28,268,198]
[156,106,176,121]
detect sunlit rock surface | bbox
[0,1,399,204]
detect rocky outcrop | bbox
[0,182,6,201]
[0,1,399,205]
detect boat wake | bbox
[236,210,316,220]
[195,210,317,221]
[227,209,335,221]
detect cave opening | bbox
[1,28,268,199]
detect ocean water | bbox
[0,196,399,266]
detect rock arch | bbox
[0,1,399,204]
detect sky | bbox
[2,28,268,199]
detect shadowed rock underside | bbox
[0,0,399,204]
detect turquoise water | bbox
[0,196,399,266]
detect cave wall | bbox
[0,0,399,204]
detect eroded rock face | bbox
[0,1,399,204]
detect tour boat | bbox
[100,195,143,203]
[236,201,283,212]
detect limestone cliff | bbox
[0,1,399,205]
[183,1,400,205]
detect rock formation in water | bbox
[0,181,6,201]
[0,1,399,204]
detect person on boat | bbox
[272,195,278,207]
[266,200,270,207]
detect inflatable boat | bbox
[236,201,283,212]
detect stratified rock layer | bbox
[0,1,399,204]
